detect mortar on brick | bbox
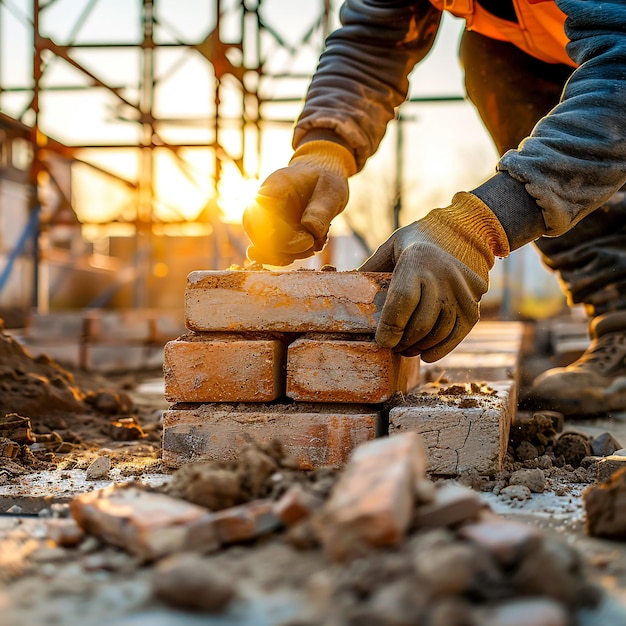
[162,402,378,470]
[388,381,515,476]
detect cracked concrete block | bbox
[184,269,391,333]
[388,381,515,476]
[286,335,420,403]
[162,402,377,470]
[164,334,286,403]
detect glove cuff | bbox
[290,140,357,177]
[423,192,511,278]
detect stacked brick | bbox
[162,269,521,475]
[162,269,421,470]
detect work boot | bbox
[525,312,626,417]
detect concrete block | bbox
[388,381,515,476]
[162,402,377,470]
[184,269,391,333]
[313,432,427,560]
[286,335,420,403]
[164,334,286,403]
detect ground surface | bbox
[1,320,626,625]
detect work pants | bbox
[460,30,626,319]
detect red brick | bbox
[162,403,377,470]
[273,486,323,526]
[70,486,208,561]
[286,336,420,403]
[184,269,391,333]
[388,381,515,476]
[164,335,286,403]
[313,432,426,560]
[211,499,281,543]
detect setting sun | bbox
[217,163,261,224]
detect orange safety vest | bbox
[429,0,576,67]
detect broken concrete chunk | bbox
[211,499,281,544]
[584,467,626,540]
[313,432,427,561]
[500,485,532,501]
[413,482,482,529]
[458,517,542,567]
[472,598,569,626]
[597,454,626,483]
[153,552,236,613]
[508,468,546,494]
[70,485,208,560]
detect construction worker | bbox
[242,0,626,417]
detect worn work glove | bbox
[243,140,357,266]
[359,192,510,362]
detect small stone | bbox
[509,468,546,493]
[413,482,482,529]
[86,455,111,480]
[153,552,236,613]
[516,441,539,461]
[473,598,569,626]
[590,432,622,457]
[500,485,531,501]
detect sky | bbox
[0,0,497,233]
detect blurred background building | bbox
[0,0,566,337]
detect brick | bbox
[597,454,626,483]
[184,269,391,333]
[421,351,518,386]
[388,381,515,475]
[211,499,281,543]
[273,486,323,527]
[313,432,426,560]
[286,336,420,403]
[164,334,286,402]
[162,403,377,470]
[70,486,208,561]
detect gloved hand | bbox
[243,140,357,266]
[359,192,510,362]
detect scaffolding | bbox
[0,0,337,311]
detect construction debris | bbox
[584,467,626,539]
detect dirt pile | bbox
[0,323,161,478]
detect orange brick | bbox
[313,432,427,560]
[162,403,377,470]
[184,269,391,333]
[286,336,420,403]
[164,335,286,403]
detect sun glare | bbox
[217,163,261,224]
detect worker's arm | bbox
[244,0,442,265]
[474,0,626,250]
[362,0,626,361]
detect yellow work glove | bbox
[359,192,510,362]
[243,140,357,266]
